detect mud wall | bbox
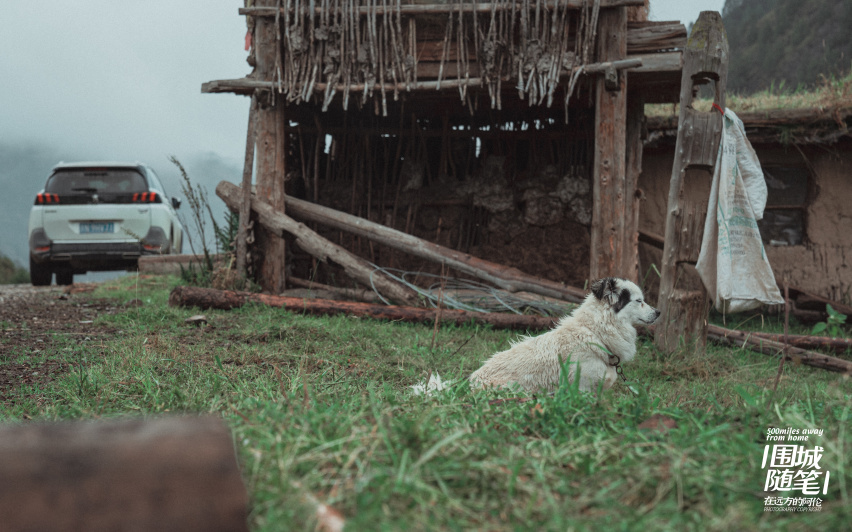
[638,138,852,303]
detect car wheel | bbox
[55,269,74,286]
[30,257,52,286]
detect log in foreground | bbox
[170,285,558,331]
[0,416,248,532]
[707,325,852,374]
[217,181,420,306]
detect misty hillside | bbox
[723,0,852,95]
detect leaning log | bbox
[0,416,248,532]
[279,190,586,304]
[217,181,420,306]
[707,325,852,374]
[169,285,558,331]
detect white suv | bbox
[28,162,184,286]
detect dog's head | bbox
[590,277,660,327]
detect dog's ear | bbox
[591,277,620,306]
[614,287,631,313]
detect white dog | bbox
[469,277,659,393]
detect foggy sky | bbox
[0,0,723,269]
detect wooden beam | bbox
[239,0,646,18]
[236,94,258,281]
[253,0,287,294]
[217,181,421,306]
[0,416,248,532]
[625,89,644,283]
[590,6,630,280]
[655,11,728,354]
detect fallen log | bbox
[0,416,248,532]
[169,285,558,331]
[745,330,852,354]
[707,324,852,374]
[217,181,420,306]
[288,276,382,304]
[279,189,586,303]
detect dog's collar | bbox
[607,353,628,382]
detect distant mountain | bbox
[723,0,852,95]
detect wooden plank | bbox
[654,11,728,354]
[624,89,644,283]
[240,1,646,17]
[589,6,630,281]
[626,21,687,53]
[0,416,248,532]
[254,0,287,294]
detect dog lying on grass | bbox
[469,277,660,394]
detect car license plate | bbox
[79,222,115,234]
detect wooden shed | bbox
[202,0,689,295]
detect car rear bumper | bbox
[30,243,166,272]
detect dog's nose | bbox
[654,309,661,318]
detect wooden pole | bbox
[236,94,258,281]
[254,0,288,294]
[654,11,728,354]
[590,6,631,281]
[624,89,644,283]
[217,181,421,306]
[0,416,248,532]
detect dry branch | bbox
[707,324,852,374]
[0,416,248,532]
[169,285,558,331]
[217,181,420,306]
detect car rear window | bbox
[45,169,148,195]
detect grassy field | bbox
[2,274,850,531]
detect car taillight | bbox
[132,192,160,203]
[35,193,60,204]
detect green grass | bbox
[2,274,850,531]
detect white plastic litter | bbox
[695,108,785,313]
[410,372,452,397]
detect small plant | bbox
[811,304,847,338]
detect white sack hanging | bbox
[695,108,785,313]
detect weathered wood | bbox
[626,21,687,53]
[217,181,420,306]
[590,6,630,280]
[202,59,642,95]
[236,94,259,280]
[624,89,644,283]
[744,330,852,354]
[288,276,382,303]
[707,325,852,374]
[279,191,586,303]
[240,0,646,18]
[138,254,225,275]
[169,285,558,331]
[0,416,248,532]
[254,0,287,294]
[655,11,728,354]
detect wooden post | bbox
[590,7,632,281]
[625,89,644,284]
[0,416,248,532]
[654,11,728,354]
[254,0,287,293]
[236,94,258,281]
